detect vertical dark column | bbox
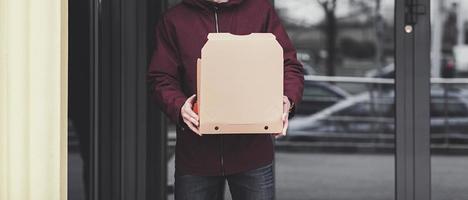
[94,0,166,199]
[68,0,91,199]
[395,0,431,199]
[90,0,99,199]
[120,0,150,198]
[146,1,168,199]
[97,0,122,198]
[412,0,431,199]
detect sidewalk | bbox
[167,152,468,200]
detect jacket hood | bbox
[183,0,244,10]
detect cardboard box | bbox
[197,33,283,134]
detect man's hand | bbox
[275,96,291,138]
[181,94,201,136]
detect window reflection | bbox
[431,1,468,199]
[275,0,395,199]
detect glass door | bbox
[160,0,434,200]
[430,0,468,199]
[273,0,396,199]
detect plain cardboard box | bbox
[197,33,283,134]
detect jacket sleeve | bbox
[147,16,188,126]
[265,3,305,118]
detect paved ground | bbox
[167,152,468,200]
[69,152,468,200]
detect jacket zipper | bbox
[214,6,220,33]
[213,5,225,176]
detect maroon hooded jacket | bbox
[148,0,304,176]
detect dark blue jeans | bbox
[174,163,275,200]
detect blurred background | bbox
[67,0,468,200]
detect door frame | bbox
[88,0,167,199]
[395,0,431,199]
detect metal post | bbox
[396,0,431,199]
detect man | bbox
[147,0,304,199]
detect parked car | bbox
[295,80,350,116]
[286,87,468,146]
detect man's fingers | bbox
[187,114,199,126]
[275,112,289,139]
[275,117,289,138]
[182,112,199,127]
[184,94,196,108]
[182,99,199,121]
[282,118,289,136]
[275,132,283,138]
[183,95,199,121]
[187,94,196,104]
[180,94,200,136]
[184,119,201,136]
[274,132,281,138]
[187,123,201,136]
[185,106,199,121]
[283,96,290,113]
